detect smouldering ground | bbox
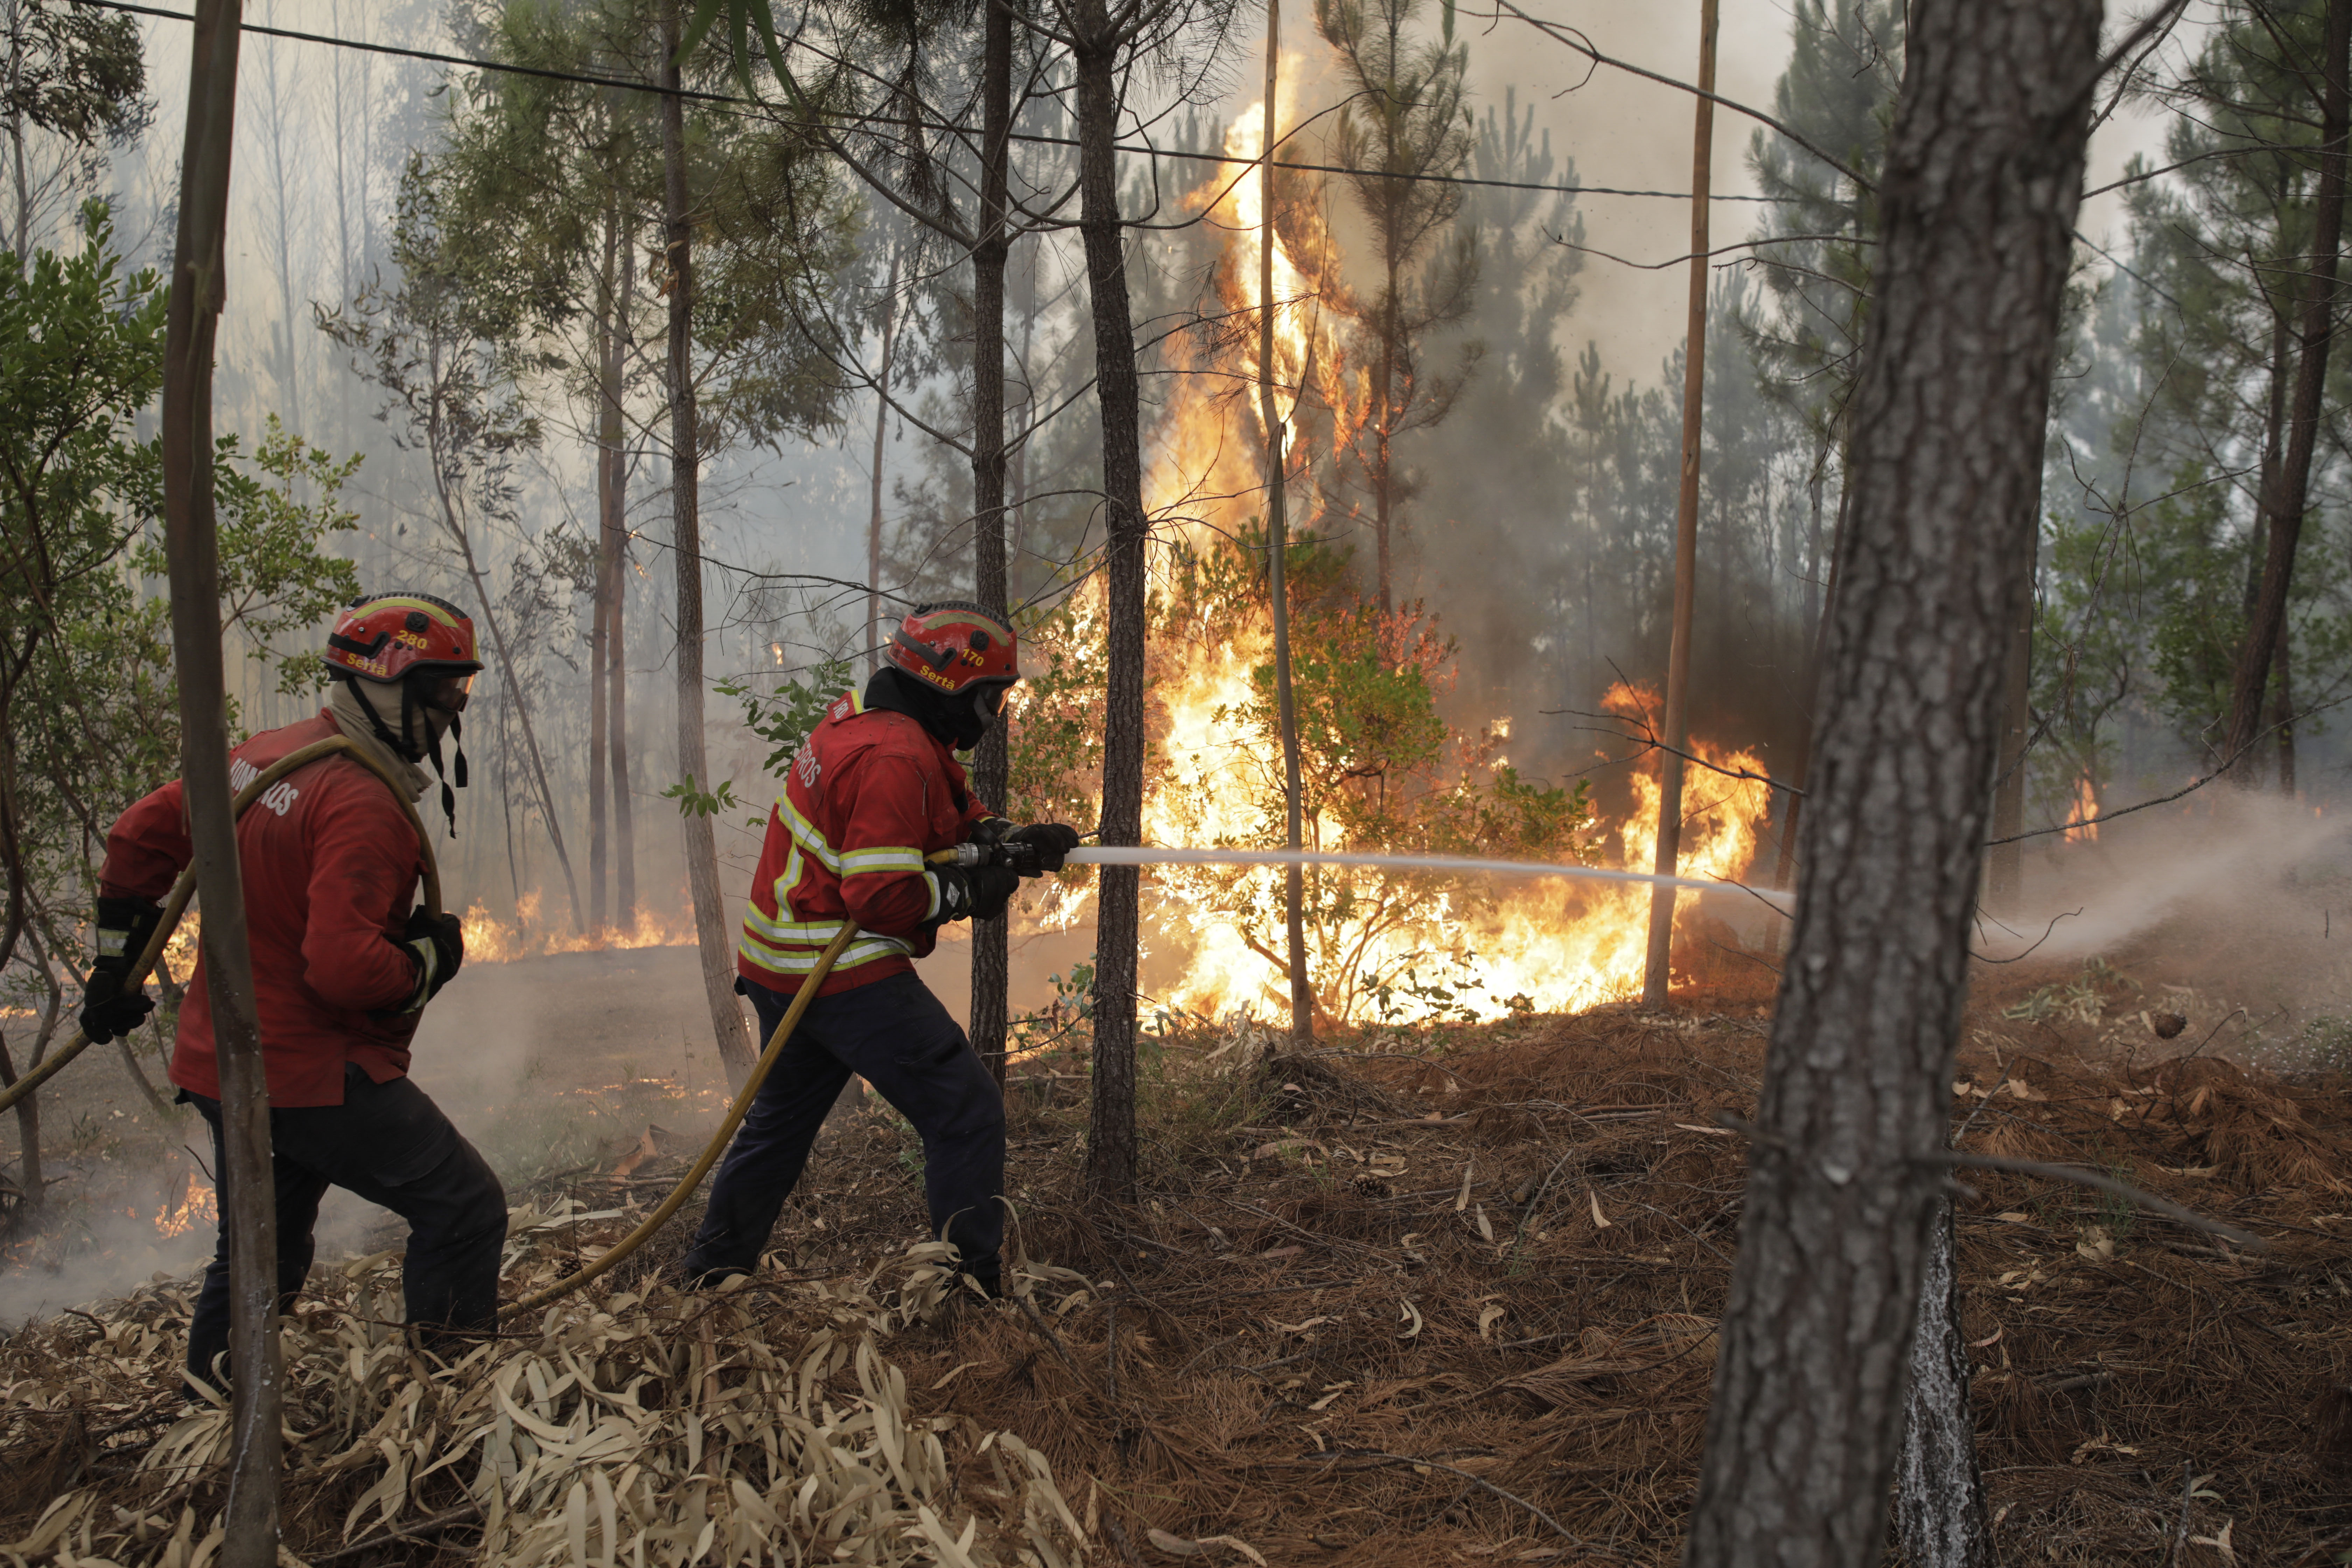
[10,938,2352,1564]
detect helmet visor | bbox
[424,671,474,713]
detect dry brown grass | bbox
[7,955,2352,1565]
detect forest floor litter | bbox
[5,940,2352,1565]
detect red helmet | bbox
[324,592,484,685]
[885,601,1021,696]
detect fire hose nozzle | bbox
[928,841,1050,877]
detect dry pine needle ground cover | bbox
[6,955,2352,1566]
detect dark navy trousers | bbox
[184,1065,506,1390]
[684,970,1005,1285]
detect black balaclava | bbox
[863,665,1001,751]
[346,672,471,833]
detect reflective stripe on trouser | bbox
[684,971,1005,1282]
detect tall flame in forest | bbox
[1013,64,1775,1024]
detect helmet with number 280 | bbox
[322,593,484,687]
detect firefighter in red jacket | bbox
[682,601,1079,1296]
[79,592,506,1393]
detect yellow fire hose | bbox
[503,923,859,1317]
[0,736,442,1118]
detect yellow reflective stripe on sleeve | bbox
[923,869,943,920]
[841,846,924,876]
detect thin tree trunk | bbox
[8,0,26,261]
[665,2,756,1088]
[2274,624,2296,793]
[1072,0,1144,1203]
[971,0,1015,1084]
[1896,1196,1992,1568]
[2225,0,2352,774]
[0,1025,40,1216]
[2241,304,2291,634]
[1682,2,2097,1563]
[1373,289,1393,616]
[1011,234,1039,572]
[2231,305,2290,785]
[867,249,901,675]
[163,5,281,1561]
[1642,0,1717,1007]
[1773,448,1851,893]
[1984,520,2036,909]
[589,203,618,937]
[1261,1,1311,1044]
[612,229,638,932]
[442,492,582,930]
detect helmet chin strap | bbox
[354,677,468,836]
[422,703,466,836]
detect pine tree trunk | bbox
[2224,0,2352,773]
[1072,0,1144,1203]
[866,251,899,673]
[970,0,1015,1084]
[1682,4,2098,1563]
[665,1,756,1087]
[1642,0,1717,1006]
[2274,627,2296,793]
[1896,1197,1993,1568]
[1260,0,1311,1043]
[163,4,282,1558]
[612,231,638,932]
[588,204,617,937]
[1773,450,1851,892]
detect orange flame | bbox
[1004,62,1782,1023]
[154,1169,216,1239]
[2065,774,2099,842]
[458,893,696,965]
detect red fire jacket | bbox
[100,712,430,1107]
[737,689,993,996]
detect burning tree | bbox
[1312,0,1478,614]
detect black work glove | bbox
[932,862,1021,924]
[389,907,464,1015]
[967,816,1015,848]
[1008,822,1083,874]
[80,895,162,1043]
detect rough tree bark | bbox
[589,201,617,936]
[1260,0,1311,1044]
[865,248,900,676]
[665,2,756,1087]
[971,0,1016,1083]
[611,225,638,932]
[2224,0,2351,775]
[1772,462,1849,892]
[1642,0,1716,1007]
[1072,0,1146,1202]
[1681,3,2100,1565]
[1897,1198,1993,1568]
[162,3,282,1562]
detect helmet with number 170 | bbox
[885,601,1023,705]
